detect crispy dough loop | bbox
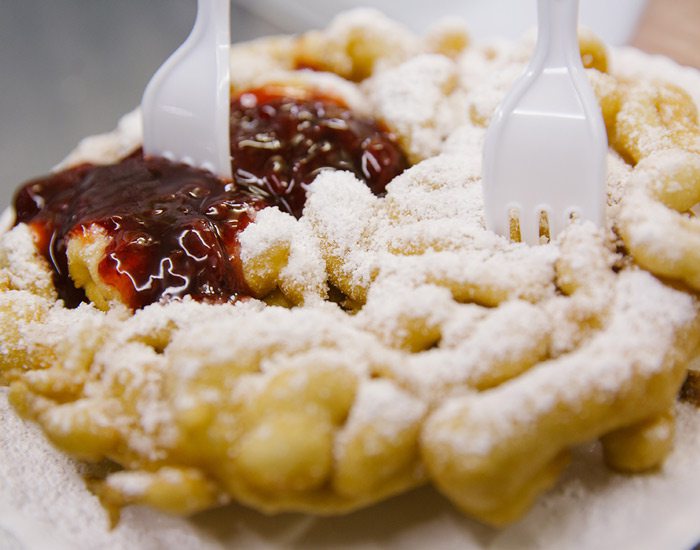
[613,81,700,164]
[293,9,419,81]
[240,208,328,306]
[95,467,221,521]
[588,69,623,136]
[425,18,471,59]
[601,408,676,473]
[0,224,57,300]
[619,149,700,291]
[0,291,53,383]
[578,28,609,73]
[422,271,700,526]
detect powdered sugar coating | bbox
[0,223,56,299]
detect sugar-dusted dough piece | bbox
[306,155,560,307]
[239,207,328,305]
[294,9,421,81]
[0,290,53,384]
[424,17,471,59]
[421,269,699,525]
[66,225,122,310]
[619,149,700,291]
[0,223,56,300]
[614,81,700,164]
[601,408,676,473]
[365,54,464,162]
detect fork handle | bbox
[193,0,231,48]
[535,0,581,70]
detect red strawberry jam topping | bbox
[13,88,408,309]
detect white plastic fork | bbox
[142,0,232,180]
[482,0,607,245]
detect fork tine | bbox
[520,207,540,246]
[548,208,565,241]
[490,207,511,241]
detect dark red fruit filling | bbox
[231,88,406,217]
[13,89,408,309]
[14,154,265,309]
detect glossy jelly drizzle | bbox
[13,90,408,309]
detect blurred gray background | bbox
[0,0,651,209]
[0,0,284,208]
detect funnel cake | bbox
[1,9,700,532]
